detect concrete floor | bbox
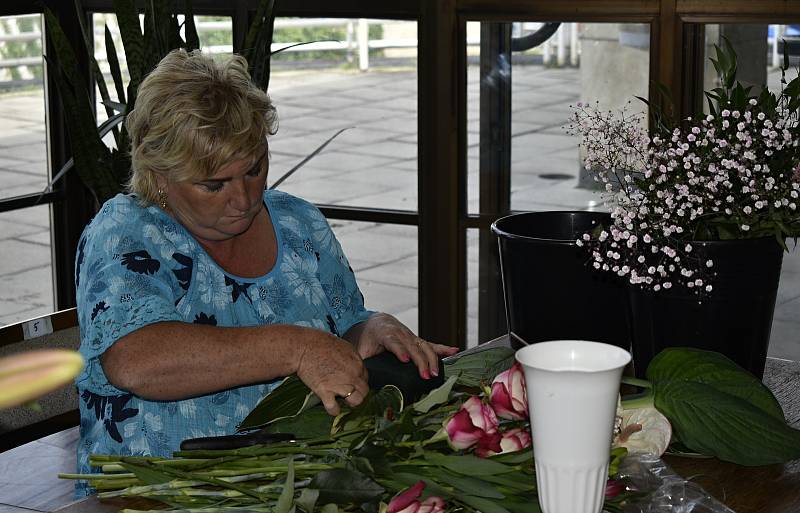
[0,63,798,358]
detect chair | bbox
[0,308,80,452]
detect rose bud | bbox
[489,362,528,420]
[445,396,499,450]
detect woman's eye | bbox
[247,164,263,177]
[201,182,224,192]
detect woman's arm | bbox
[101,322,368,415]
[343,313,458,380]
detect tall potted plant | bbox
[568,38,800,377]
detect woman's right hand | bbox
[295,333,369,416]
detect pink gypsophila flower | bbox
[387,481,446,513]
[445,396,499,450]
[490,362,529,420]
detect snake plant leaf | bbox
[43,12,119,203]
[104,25,127,106]
[183,0,200,51]
[270,128,352,189]
[243,0,276,92]
[112,0,145,94]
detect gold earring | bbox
[157,189,167,209]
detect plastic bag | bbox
[619,453,735,513]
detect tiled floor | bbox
[0,63,798,360]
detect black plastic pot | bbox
[628,237,783,379]
[491,211,630,352]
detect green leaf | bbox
[388,472,454,499]
[117,461,172,485]
[295,489,319,513]
[444,347,515,388]
[489,447,533,465]
[309,469,385,505]
[320,504,339,513]
[412,375,458,413]
[112,0,145,92]
[238,375,318,431]
[422,452,516,476]
[646,347,784,420]
[459,494,513,513]
[264,405,333,439]
[275,457,294,513]
[654,380,800,465]
[104,25,127,105]
[183,0,200,51]
[435,471,506,499]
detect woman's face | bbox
[161,149,269,243]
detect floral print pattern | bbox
[74,190,372,496]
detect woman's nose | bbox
[228,179,250,211]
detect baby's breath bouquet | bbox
[567,39,800,293]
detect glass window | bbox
[0,14,47,200]
[268,19,418,211]
[467,21,650,344]
[702,23,800,363]
[0,14,54,326]
[333,221,419,332]
[0,204,54,325]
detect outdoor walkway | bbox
[0,64,798,357]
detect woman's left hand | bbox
[346,313,459,380]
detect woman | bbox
[74,49,456,490]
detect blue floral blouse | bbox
[74,190,372,495]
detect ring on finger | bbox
[343,388,355,399]
[416,340,424,349]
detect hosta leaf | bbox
[654,379,800,465]
[647,347,784,420]
[309,469,384,505]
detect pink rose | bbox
[445,396,499,450]
[605,478,625,498]
[490,362,528,420]
[499,427,532,453]
[387,481,446,513]
[476,428,531,458]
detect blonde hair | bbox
[126,49,278,204]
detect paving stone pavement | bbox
[0,64,798,358]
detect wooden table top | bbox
[1,357,798,513]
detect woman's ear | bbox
[154,173,168,192]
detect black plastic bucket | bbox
[491,211,630,352]
[628,237,783,378]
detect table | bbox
[1,357,798,513]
